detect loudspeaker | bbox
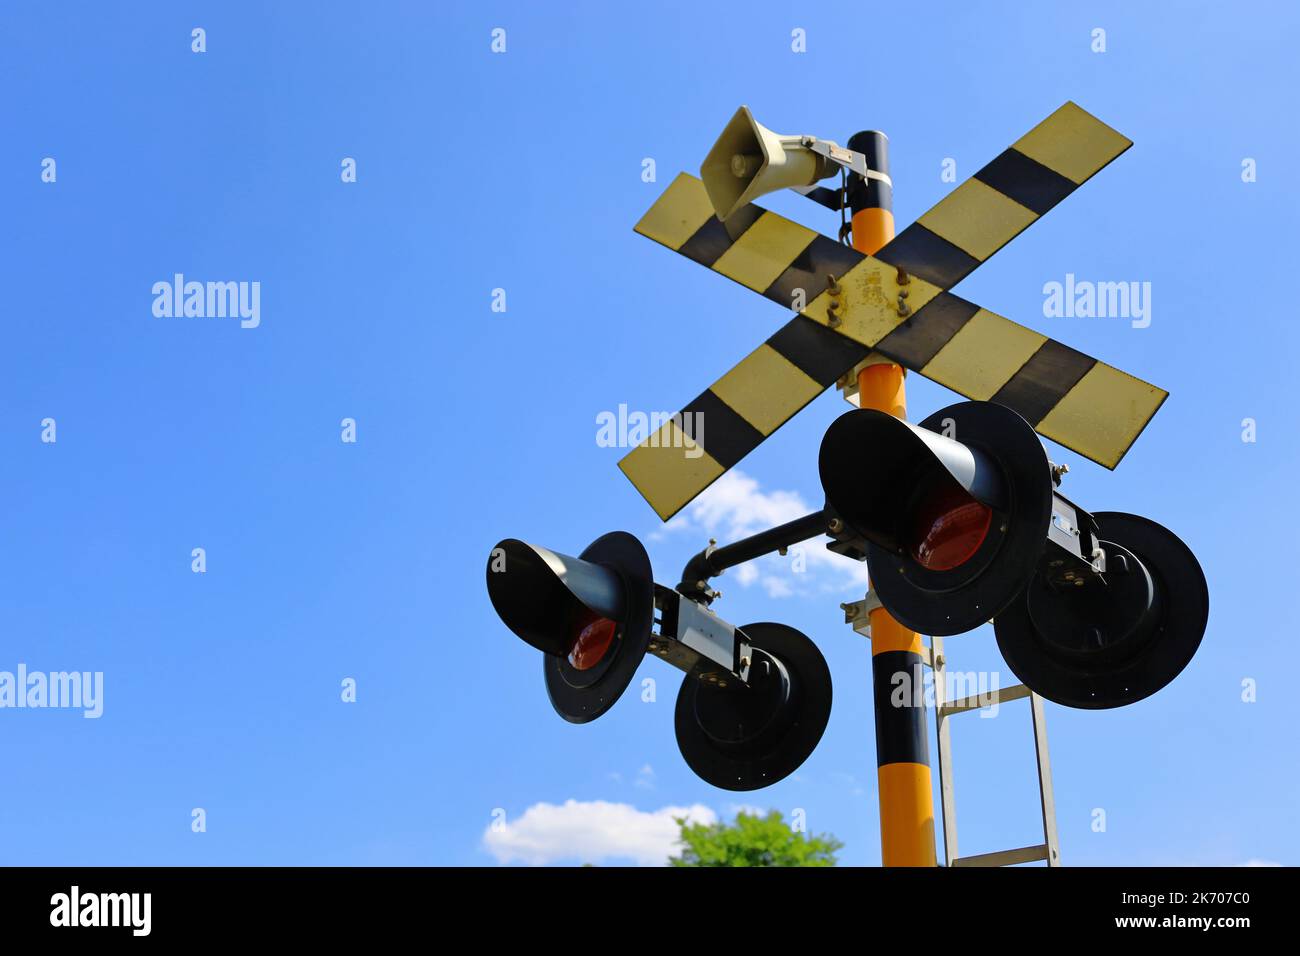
[700,106,836,220]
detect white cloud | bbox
[483,800,717,867]
[658,470,869,598]
[635,764,655,789]
[686,470,809,539]
[1238,858,1282,867]
[762,576,794,598]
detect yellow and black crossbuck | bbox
[620,102,1167,522]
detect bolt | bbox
[895,266,910,286]
[826,273,842,294]
[828,517,844,534]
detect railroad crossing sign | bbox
[620,102,1166,521]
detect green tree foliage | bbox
[668,810,842,867]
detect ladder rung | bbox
[952,843,1050,867]
[941,683,1030,717]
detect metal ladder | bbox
[930,634,1060,867]
[844,598,1061,867]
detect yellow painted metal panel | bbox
[917,178,1038,262]
[803,257,943,349]
[710,344,823,436]
[921,309,1048,401]
[1036,362,1167,468]
[618,420,725,522]
[1012,101,1133,186]
[633,172,716,251]
[712,212,818,292]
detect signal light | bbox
[568,612,617,671]
[819,400,1208,709]
[486,531,832,788]
[907,483,992,571]
[820,400,1051,637]
[486,532,655,724]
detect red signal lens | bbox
[569,614,618,671]
[908,483,993,571]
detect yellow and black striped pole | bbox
[848,130,938,867]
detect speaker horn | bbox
[700,106,838,221]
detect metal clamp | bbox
[840,590,884,638]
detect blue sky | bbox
[1,0,1296,866]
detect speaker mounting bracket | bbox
[802,139,893,186]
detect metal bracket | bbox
[840,590,883,638]
[1043,490,1106,587]
[790,183,845,211]
[802,138,894,187]
[649,586,752,689]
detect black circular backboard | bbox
[995,512,1209,709]
[674,622,832,791]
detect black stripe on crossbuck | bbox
[973,148,1078,216]
[991,339,1097,423]
[765,314,871,387]
[761,234,865,312]
[873,292,981,371]
[874,222,982,290]
[677,203,765,268]
[676,389,765,470]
